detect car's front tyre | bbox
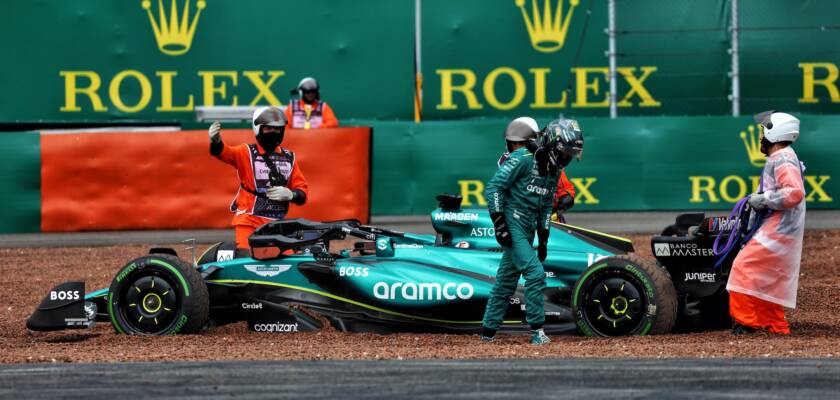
[107,254,209,335]
[572,254,677,336]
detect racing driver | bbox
[497,118,578,221]
[481,117,584,345]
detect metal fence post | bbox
[608,0,617,119]
[730,0,740,116]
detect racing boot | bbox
[530,328,551,345]
[480,327,495,343]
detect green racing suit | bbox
[482,146,559,331]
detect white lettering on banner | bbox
[372,282,474,301]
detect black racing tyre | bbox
[572,254,677,337]
[107,254,209,335]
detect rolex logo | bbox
[740,123,767,167]
[515,0,579,53]
[141,0,206,56]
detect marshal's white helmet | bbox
[252,106,286,136]
[504,117,539,142]
[755,111,800,143]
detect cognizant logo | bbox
[373,282,474,301]
[252,322,299,333]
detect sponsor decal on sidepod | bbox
[373,282,474,301]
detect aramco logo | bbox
[515,0,579,53]
[740,123,767,167]
[141,0,206,56]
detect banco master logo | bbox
[141,0,206,56]
[740,123,767,167]
[515,0,579,53]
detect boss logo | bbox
[50,290,80,301]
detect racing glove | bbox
[537,228,549,262]
[490,212,512,248]
[208,121,222,143]
[748,193,768,210]
[555,194,575,213]
[209,121,223,156]
[266,186,294,202]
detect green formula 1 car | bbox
[28,195,686,337]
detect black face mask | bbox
[302,90,318,104]
[760,136,772,156]
[257,132,283,152]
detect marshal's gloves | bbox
[208,121,222,143]
[748,193,768,210]
[266,186,294,202]
[537,228,549,262]
[490,212,512,248]
[555,194,575,213]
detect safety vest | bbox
[290,101,324,129]
[231,144,296,219]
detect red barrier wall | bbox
[40,127,370,232]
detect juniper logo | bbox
[141,0,206,56]
[740,123,767,167]
[515,0,579,53]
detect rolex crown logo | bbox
[141,0,206,56]
[740,123,767,167]
[515,0,579,53]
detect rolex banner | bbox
[422,0,840,118]
[371,115,837,214]
[0,0,416,122]
[1,1,840,123]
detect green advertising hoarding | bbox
[0,132,41,233]
[1,1,840,124]
[371,115,836,214]
[0,0,415,122]
[422,0,840,119]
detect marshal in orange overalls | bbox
[213,142,309,249]
[284,99,339,129]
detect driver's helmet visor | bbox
[555,126,584,161]
[557,141,583,161]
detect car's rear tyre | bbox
[572,254,677,336]
[108,254,209,335]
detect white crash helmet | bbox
[252,106,286,136]
[755,111,800,143]
[504,117,539,142]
